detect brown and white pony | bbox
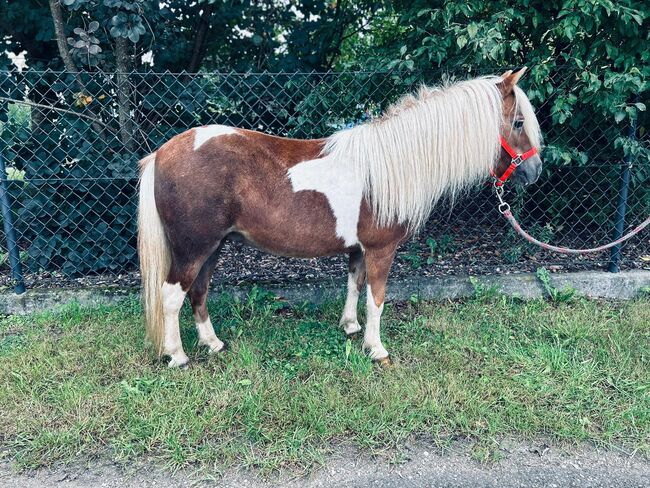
[138,68,542,368]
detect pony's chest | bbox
[287,156,363,247]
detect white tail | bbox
[137,153,170,355]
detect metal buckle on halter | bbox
[494,184,511,214]
[512,155,523,166]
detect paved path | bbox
[2,440,648,487]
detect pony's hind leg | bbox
[161,279,189,368]
[162,247,221,368]
[188,245,226,354]
[339,249,366,336]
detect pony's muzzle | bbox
[514,155,542,186]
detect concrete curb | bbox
[0,270,648,315]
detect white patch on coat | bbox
[288,155,363,246]
[161,282,189,367]
[194,125,239,150]
[195,317,225,353]
[363,284,388,360]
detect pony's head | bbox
[493,68,543,187]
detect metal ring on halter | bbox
[494,184,509,213]
[494,184,506,204]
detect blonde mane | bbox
[323,76,540,231]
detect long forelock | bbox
[513,85,542,148]
[323,76,507,231]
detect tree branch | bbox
[187,3,215,73]
[48,0,106,139]
[48,0,81,75]
[114,35,136,151]
[324,0,350,71]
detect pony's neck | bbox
[324,77,504,230]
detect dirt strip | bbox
[2,439,648,488]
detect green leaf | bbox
[457,36,468,49]
[629,12,643,25]
[128,30,140,43]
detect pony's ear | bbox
[498,67,527,95]
[510,66,527,84]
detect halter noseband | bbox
[491,136,538,187]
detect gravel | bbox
[2,439,648,488]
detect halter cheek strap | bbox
[491,136,538,187]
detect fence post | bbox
[0,144,26,294]
[607,112,637,273]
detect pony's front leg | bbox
[363,245,398,364]
[339,249,366,336]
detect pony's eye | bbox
[513,119,524,130]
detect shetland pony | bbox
[138,68,542,367]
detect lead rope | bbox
[495,184,650,254]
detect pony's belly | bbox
[227,228,354,259]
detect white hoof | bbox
[363,342,389,360]
[341,320,362,336]
[200,338,225,354]
[167,351,190,368]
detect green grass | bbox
[0,289,648,473]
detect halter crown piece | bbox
[491,136,538,187]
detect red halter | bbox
[491,136,539,187]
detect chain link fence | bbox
[0,68,648,290]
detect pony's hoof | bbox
[373,356,393,368]
[167,352,190,369]
[168,359,190,369]
[341,321,362,336]
[205,341,227,354]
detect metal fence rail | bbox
[0,68,647,291]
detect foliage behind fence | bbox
[0,67,648,279]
